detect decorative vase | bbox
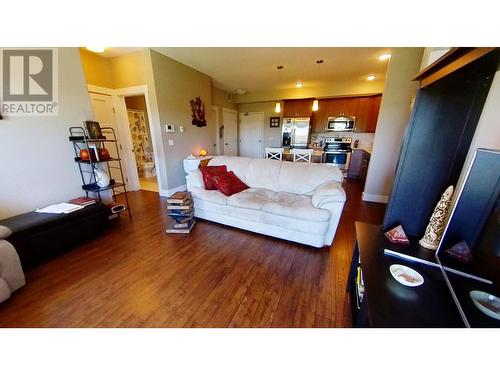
[94,166,111,188]
[419,185,454,250]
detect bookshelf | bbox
[69,126,131,220]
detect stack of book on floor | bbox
[166,191,195,234]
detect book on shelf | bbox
[166,218,196,234]
[68,196,96,206]
[167,199,193,210]
[167,191,191,204]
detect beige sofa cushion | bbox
[278,162,343,195]
[208,156,252,184]
[227,188,277,210]
[0,226,11,240]
[189,187,228,206]
[263,192,331,222]
[245,159,282,192]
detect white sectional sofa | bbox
[186,156,346,248]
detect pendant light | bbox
[312,99,319,112]
[275,102,281,113]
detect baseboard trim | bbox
[159,184,187,197]
[362,192,389,203]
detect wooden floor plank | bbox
[0,180,385,327]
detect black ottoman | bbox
[0,203,108,267]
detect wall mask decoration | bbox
[189,96,207,127]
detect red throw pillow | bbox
[211,171,249,196]
[200,165,227,190]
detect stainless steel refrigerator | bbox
[282,117,310,148]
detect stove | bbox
[324,137,352,172]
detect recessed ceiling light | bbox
[277,65,284,70]
[86,46,106,53]
[316,59,324,64]
[366,75,376,81]
[378,53,391,61]
[234,88,248,95]
[296,82,303,88]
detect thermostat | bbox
[165,124,175,133]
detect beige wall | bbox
[363,47,424,203]
[234,80,385,104]
[236,101,284,148]
[0,48,94,219]
[455,68,500,196]
[79,49,113,88]
[150,50,215,190]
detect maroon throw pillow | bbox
[200,165,227,190]
[211,171,249,196]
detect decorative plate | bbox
[389,264,424,287]
[470,290,500,320]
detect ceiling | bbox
[83,47,145,58]
[153,47,391,94]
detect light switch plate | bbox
[168,139,174,146]
[179,126,184,133]
[165,124,175,133]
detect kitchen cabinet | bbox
[311,95,382,134]
[283,99,313,117]
[348,149,370,184]
[353,95,382,133]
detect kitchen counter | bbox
[352,146,372,155]
[282,148,324,163]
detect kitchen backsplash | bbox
[311,132,375,149]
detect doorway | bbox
[124,95,158,193]
[239,112,264,158]
[222,108,238,156]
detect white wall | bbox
[362,48,424,203]
[454,68,500,195]
[0,48,94,219]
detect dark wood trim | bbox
[414,47,497,87]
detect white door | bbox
[222,108,238,156]
[239,112,264,158]
[88,92,132,188]
[212,106,220,155]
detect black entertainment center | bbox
[348,48,500,327]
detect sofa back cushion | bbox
[278,162,343,195]
[208,156,252,184]
[207,156,343,194]
[246,159,281,192]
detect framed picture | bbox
[270,117,280,128]
[84,120,104,139]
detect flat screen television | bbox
[437,148,500,327]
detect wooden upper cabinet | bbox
[283,99,313,117]
[291,94,383,133]
[366,95,382,133]
[354,95,382,133]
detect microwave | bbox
[326,116,355,132]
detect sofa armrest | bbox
[186,169,205,190]
[312,181,346,208]
[0,226,11,240]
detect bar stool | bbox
[265,147,284,160]
[292,148,313,163]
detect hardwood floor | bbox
[0,180,385,327]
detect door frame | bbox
[238,111,264,158]
[222,107,238,156]
[212,105,220,155]
[87,84,164,194]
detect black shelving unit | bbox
[69,126,131,220]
